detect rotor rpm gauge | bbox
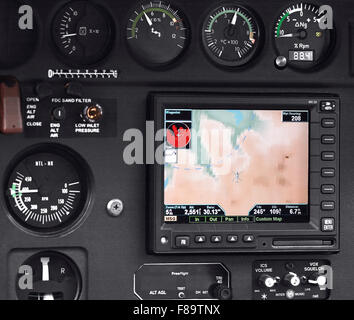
[6,146,90,234]
[202,5,261,67]
[126,2,189,67]
[274,3,334,69]
[52,1,113,66]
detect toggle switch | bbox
[0,79,23,134]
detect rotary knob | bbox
[209,284,232,300]
[283,272,301,287]
[308,273,327,287]
[258,274,278,288]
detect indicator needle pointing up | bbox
[231,11,238,25]
[41,257,50,282]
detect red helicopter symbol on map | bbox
[166,123,191,148]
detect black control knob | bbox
[258,274,278,288]
[210,284,232,300]
[283,272,301,287]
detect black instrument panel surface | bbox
[0,0,354,300]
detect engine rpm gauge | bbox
[5,146,90,235]
[274,3,334,69]
[202,5,261,67]
[52,1,113,66]
[126,2,189,67]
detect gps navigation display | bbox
[164,109,309,224]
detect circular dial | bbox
[202,5,261,67]
[6,146,89,234]
[0,0,38,69]
[16,251,81,300]
[126,1,189,66]
[274,3,334,69]
[52,0,113,66]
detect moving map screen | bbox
[163,109,309,224]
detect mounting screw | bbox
[107,199,124,217]
[275,56,287,69]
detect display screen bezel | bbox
[149,94,337,246]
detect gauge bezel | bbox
[201,3,263,69]
[273,2,336,71]
[50,0,115,67]
[125,1,191,69]
[3,144,93,237]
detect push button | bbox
[243,235,255,243]
[321,201,335,211]
[195,235,206,243]
[211,236,222,243]
[321,184,335,194]
[176,236,190,248]
[321,168,335,178]
[321,218,335,232]
[321,135,335,144]
[227,235,238,243]
[321,152,335,161]
[320,101,336,112]
[321,118,336,128]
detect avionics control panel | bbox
[0,0,354,301]
[149,94,339,254]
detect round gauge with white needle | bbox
[202,4,261,67]
[126,1,189,67]
[52,0,114,66]
[274,3,334,70]
[5,145,90,235]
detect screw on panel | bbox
[106,199,124,217]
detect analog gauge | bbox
[16,251,82,300]
[52,0,113,66]
[202,5,261,67]
[126,1,189,67]
[274,3,334,70]
[5,145,90,234]
[0,0,38,69]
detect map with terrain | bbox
[164,109,309,217]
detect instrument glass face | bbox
[202,4,261,67]
[52,0,113,66]
[126,1,189,66]
[6,148,88,233]
[274,3,334,69]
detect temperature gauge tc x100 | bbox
[5,145,90,235]
[202,4,261,67]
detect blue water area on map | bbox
[164,177,169,189]
[227,110,244,126]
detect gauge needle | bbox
[18,189,39,194]
[231,11,238,25]
[278,33,297,38]
[61,33,77,39]
[144,12,153,26]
